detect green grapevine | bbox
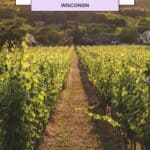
[0,46,73,150]
[78,45,150,150]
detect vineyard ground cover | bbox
[39,53,123,150]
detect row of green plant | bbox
[0,46,73,150]
[77,45,150,150]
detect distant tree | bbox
[119,26,139,43]
[0,18,33,49]
[35,26,66,45]
[72,23,86,46]
[0,8,18,19]
[120,8,149,18]
[138,18,150,33]
[108,18,127,27]
[90,13,107,23]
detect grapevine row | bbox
[77,45,150,150]
[0,46,73,150]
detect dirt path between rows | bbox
[39,53,122,150]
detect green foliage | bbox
[35,26,66,45]
[86,24,116,35]
[72,24,84,45]
[0,4,150,46]
[120,7,150,18]
[119,26,139,43]
[75,107,120,127]
[0,46,73,149]
[0,18,33,48]
[138,17,150,33]
[88,113,120,127]
[0,8,18,19]
[78,45,150,150]
[108,18,127,27]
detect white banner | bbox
[16,0,30,5]
[16,0,135,7]
[31,0,119,11]
[120,0,134,5]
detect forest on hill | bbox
[0,0,150,47]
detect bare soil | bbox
[38,53,123,150]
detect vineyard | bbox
[0,45,150,150]
[0,46,73,149]
[77,45,150,150]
